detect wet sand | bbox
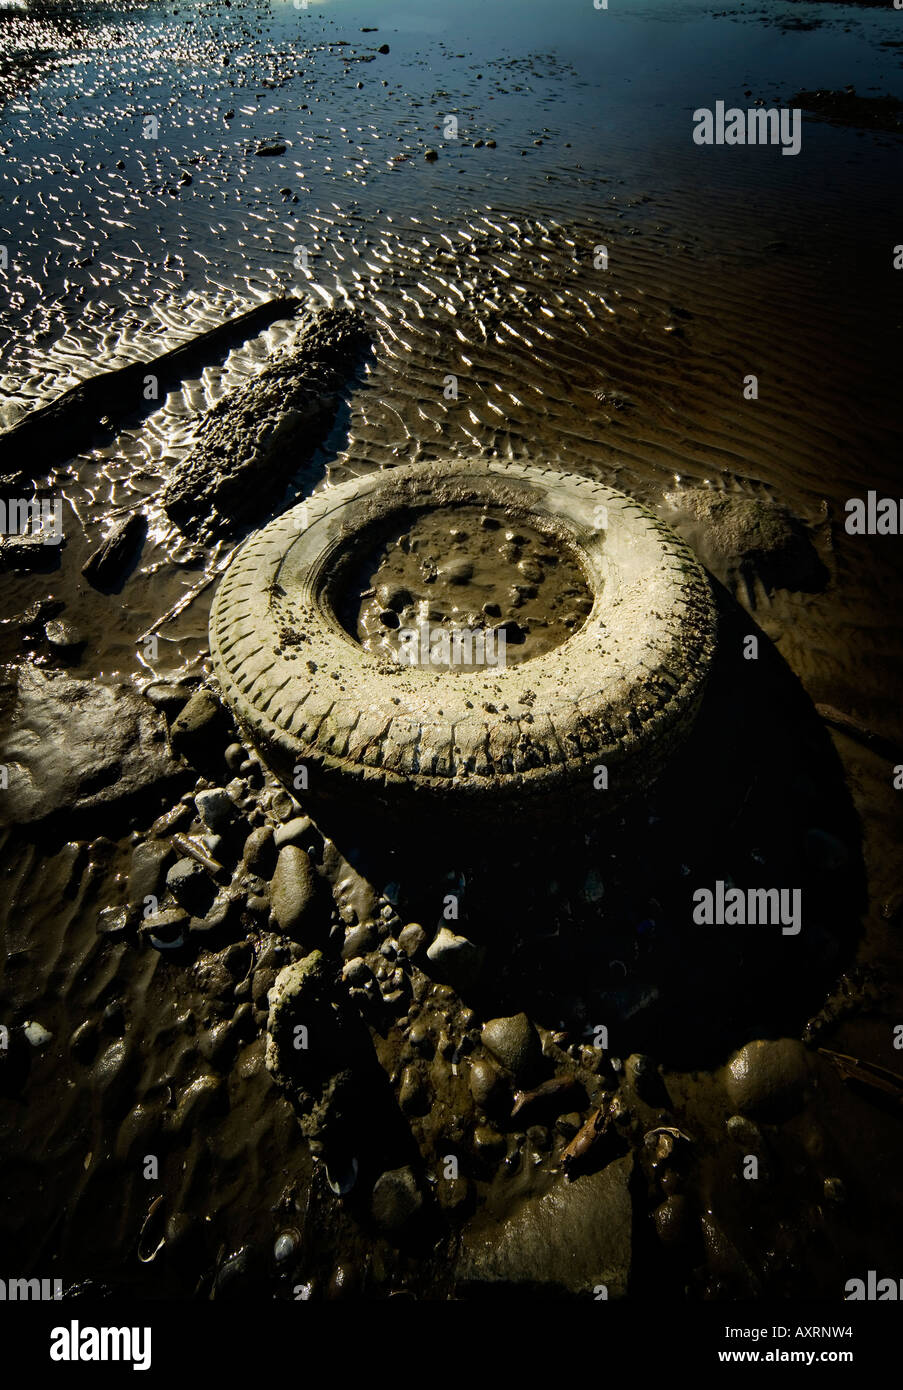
[0,0,902,1303]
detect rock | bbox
[654,1194,695,1249]
[725,1038,811,1123]
[44,619,85,653]
[424,148,438,161]
[664,489,827,595]
[0,665,187,829]
[166,857,215,915]
[398,1064,428,1115]
[274,815,313,849]
[81,511,146,589]
[265,951,375,1160]
[342,956,371,986]
[270,845,315,934]
[457,1156,633,1296]
[426,927,484,992]
[128,840,171,904]
[139,907,189,949]
[342,922,376,960]
[96,906,131,939]
[398,922,426,958]
[256,140,287,156]
[23,1020,52,1048]
[243,825,275,876]
[468,1056,506,1111]
[224,742,246,773]
[169,688,225,763]
[377,42,389,53]
[725,1114,765,1149]
[371,1166,423,1235]
[194,787,234,833]
[481,1014,541,1081]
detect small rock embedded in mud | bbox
[23,1020,52,1048]
[424,148,438,161]
[481,1013,541,1081]
[169,689,225,763]
[255,140,287,156]
[81,512,146,590]
[371,1166,423,1235]
[195,787,234,834]
[44,619,85,653]
[426,926,484,991]
[398,922,426,958]
[270,845,315,934]
[725,1038,811,1123]
[243,824,275,876]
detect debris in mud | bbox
[161,305,371,542]
[81,510,147,590]
[0,296,304,488]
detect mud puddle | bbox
[349,505,592,669]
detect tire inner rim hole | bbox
[337,504,594,670]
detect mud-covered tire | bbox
[209,460,717,819]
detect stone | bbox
[81,511,146,589]
[270,845,315,934]
[371,1166,423,1235]
[664,488,827,595]
[166,857,215,915]
[195,787,234,833]
[725,1038,811,1123]
[169,689,225,763]
[44,619,85,652]
[398,1064,428,1115]
[128,840,171,904]
[426,927,484,993]
[342,956,371,986]
[139,908,189,948]
[457,1156,633,1296]
[468,1056,506,1111]
[0,665,187,829]
[480,1013,541,1081]
[96,906,131,939]
[398,922,426,958]
[273,815,313,849]
[243,825,275,876]
[341,922,376,960]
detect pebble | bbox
[725,1038,811,1122]
[480,1013,541,1081]
[274,815,312,849]
[426,927,484,991]
[44,619,84,651]
[270,845,315,934]
[23,1020,52,1048]
[243,825,275,876]
[342,922,376,959]
[166,858,214,914]
[468,1056,505,1110]
[398,922,426,958]
[195,787,234,833]
[224,742,246,773]
[371,1166,423,1235]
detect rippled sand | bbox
[1,0,902,1301]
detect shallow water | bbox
[1,0,902,1302]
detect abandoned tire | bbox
[209,460,717,819]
